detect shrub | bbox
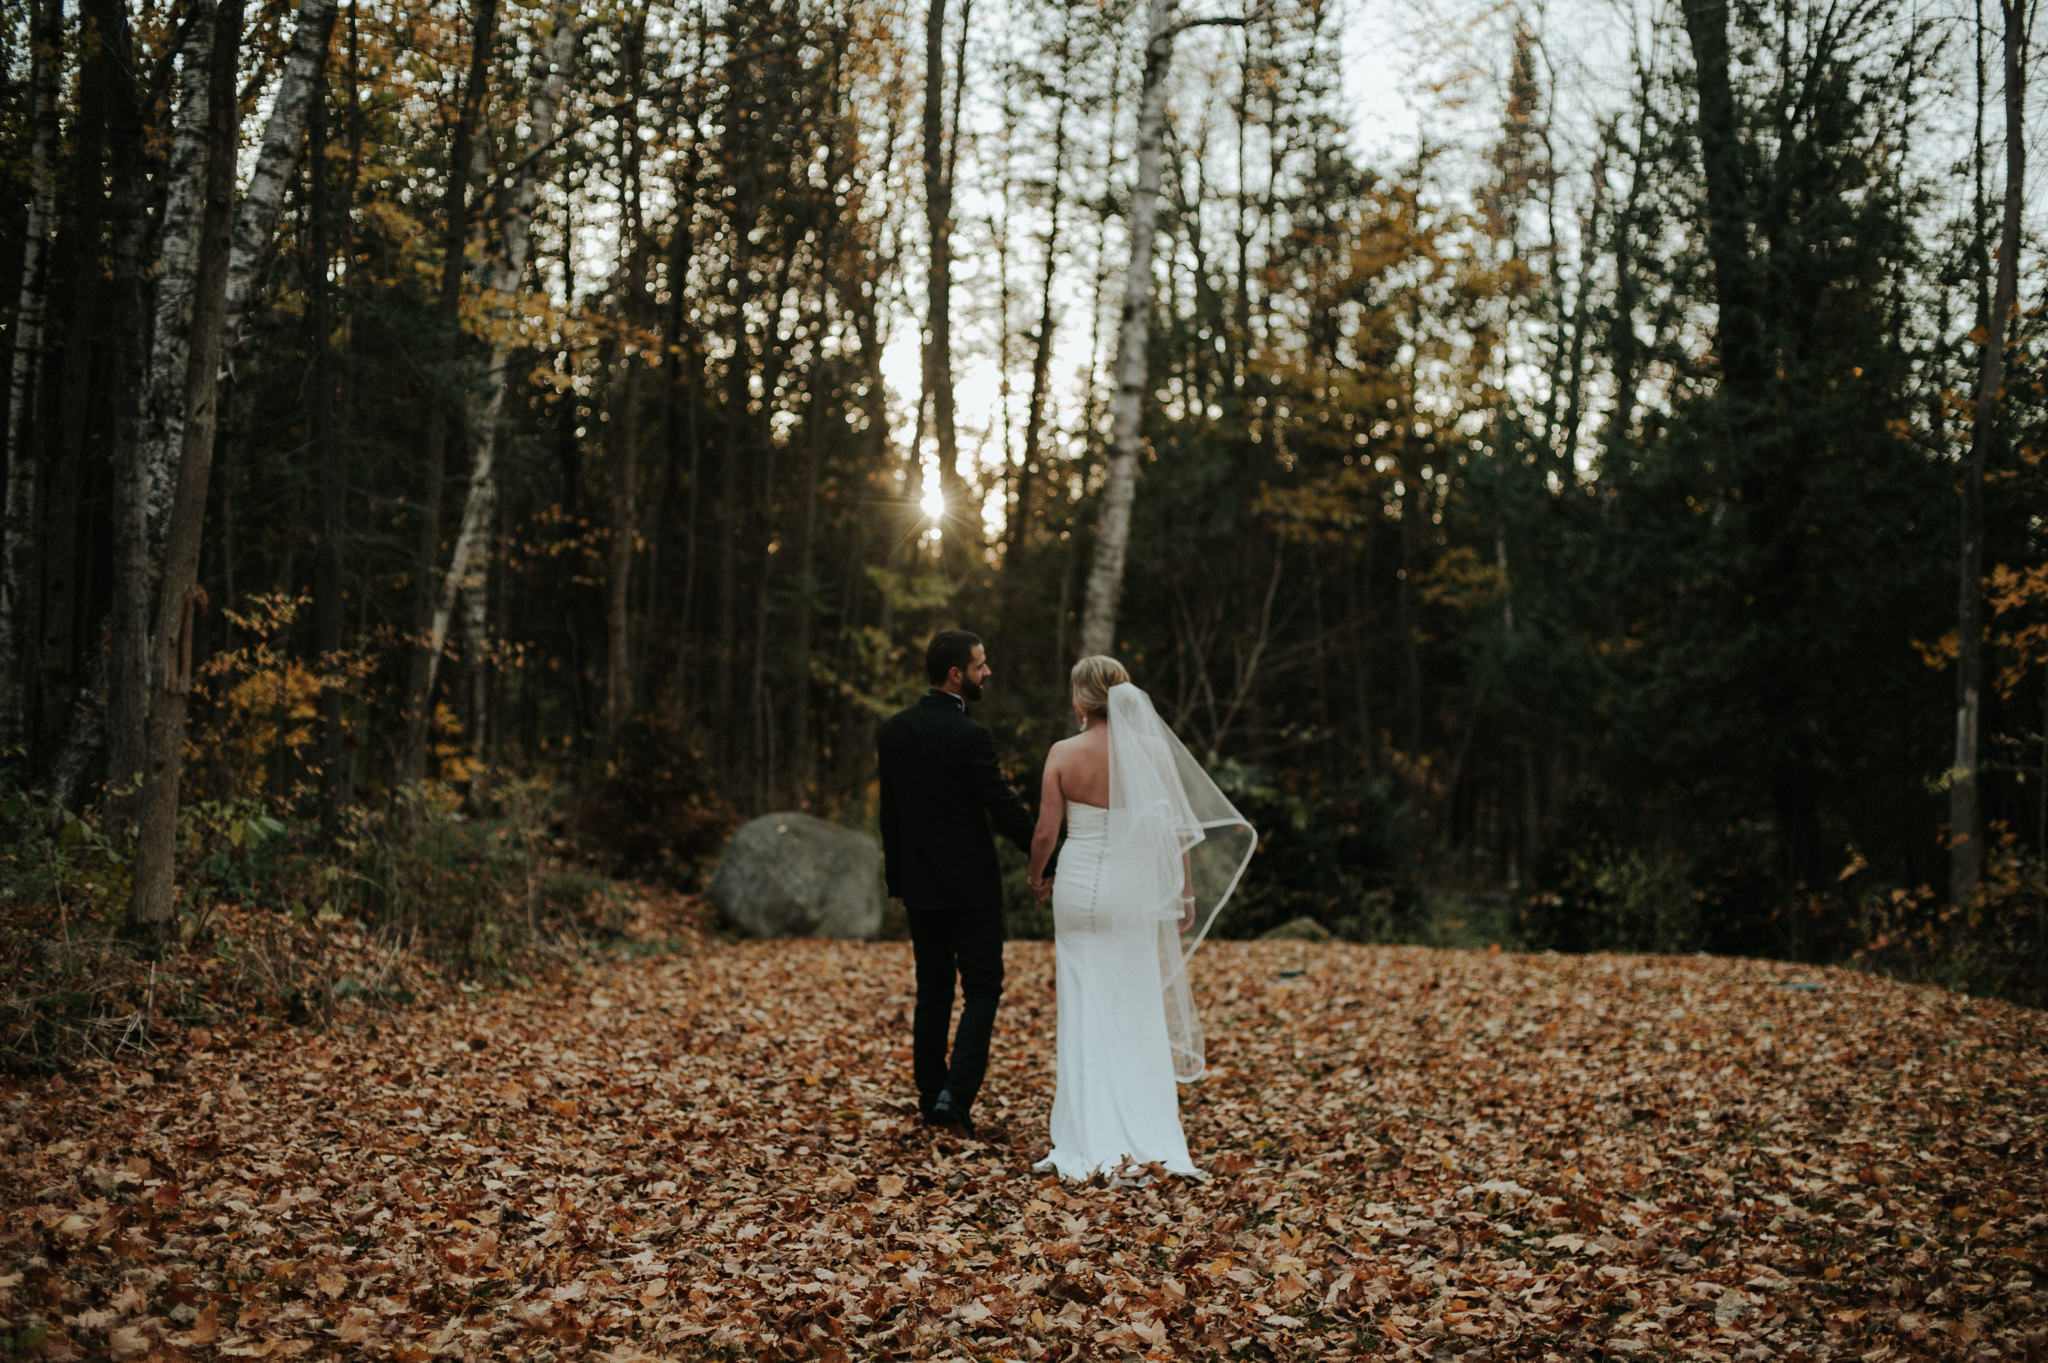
[342,776,625,974]
[1522,790,1705,954]
[570,714,736,888]
[1210,763,1421,942]
[1850,827,2048,1007]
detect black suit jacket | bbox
[877,692,1036,911]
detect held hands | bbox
[1028,874,1053,903]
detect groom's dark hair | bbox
[926,630,982,685]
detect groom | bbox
[876,630,1038,1137]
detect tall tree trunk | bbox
[1013,8,1074,556]
[717,196,747,778]
[1679,0,1766,408]
[400,0,498,784]
[606,369,641,743]
[1953,0,2033,906]
[1604,113,1649,457]
[221,0,339,357]
[1554,150,1604,474]
[788,49,845,807]
[0,0,63,753]
[1078,0,1204,657]
[746,251,800,803]
[130,0,245,930]
[112,3,217,831]
[657,128,706,717]
[335,0,363,808]
[309,50,345,834]
[58,0,147,815]
[42,0,117,763]
[403,4,571,783]
[605,5,648,745]
[920,0,961,557]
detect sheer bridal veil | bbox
[1104,683,1257,1082]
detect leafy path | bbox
[4,930,2046,1360]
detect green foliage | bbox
[184,797,294,908]
[348,777,623,975]
[0,763,654,1071]
[1522,820,1702,956]
[0,783,149,1073]
[1208,764,1423,944]
[0,782,129,924]
[570,716,735,889]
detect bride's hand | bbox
[1178,896,1196,932]
[1029,874,1053,903]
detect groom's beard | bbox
[960,677,984,703]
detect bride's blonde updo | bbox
[1069,655,1130,719]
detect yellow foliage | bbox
[433,703,476,786]
[1987,564,2048,698]
[1912,631,1958,669]
[1418,545,1508,614]
[359,199,424,246]
[189,592,374,803]
[1253,465,1387,546]
[1988,563,2048,614]
[200,660,330,799]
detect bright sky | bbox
[878,0,2036,539]
[883,0,1580,538]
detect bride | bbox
[1025,656,1256,1181]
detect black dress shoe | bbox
[928,1091,976,1137]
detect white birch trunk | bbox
[1077,0,1179,659]
[410,11,579,755]
[130,0,244,928]
[221,0,339,357]
[1951,0,2031,907]
[134,8,217,577]
[0,0,63,749]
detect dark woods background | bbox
[1,0,2044,1007]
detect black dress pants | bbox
[905,899,1005,1116]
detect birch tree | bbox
[130,0,246,929]
[1952,0,2036,906]
[110,4,218,822]
[921,0,972,558]
[1011,0,1077,554]
[221,0,341,357]
[106,0,336,820]
[0,0,63,751]
[1078,0,1252,657]
[605,1,651,747]
[401,8,579,784]
[400,0,498,786]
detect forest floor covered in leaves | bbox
[4,904,2047,1362]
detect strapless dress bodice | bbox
[1065,800,1110,841]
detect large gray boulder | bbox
[710,812,883,940]
[1259,915,1332,943]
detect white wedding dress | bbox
[1036,799,1200,1180]
[1033,685,1256,1183]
